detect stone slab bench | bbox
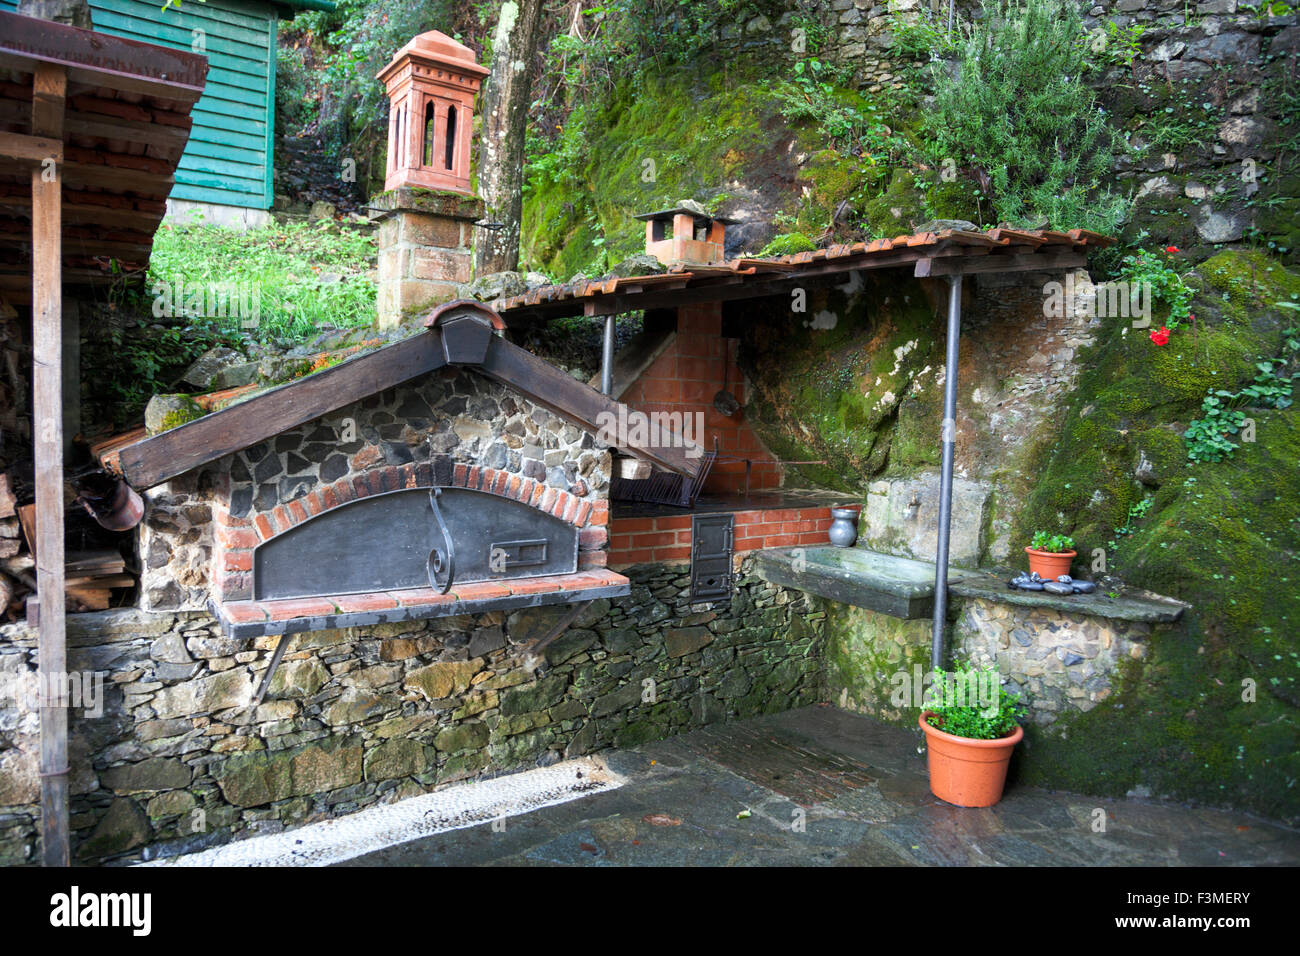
[754,546,1189,624]
[753,547,947,620]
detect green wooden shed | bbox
[1,0,333,216]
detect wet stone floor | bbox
[344,706,1300,867]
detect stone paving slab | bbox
[343,706,1300,867]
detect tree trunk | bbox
[475,0,545,276]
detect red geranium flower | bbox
[1165,246,1180,253]
[1150,326,1170,346]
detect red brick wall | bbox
[607,507,836,568]
[620,302,781,494]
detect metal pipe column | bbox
[931,274,962,671]
[601,314,616,396]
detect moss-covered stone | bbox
[740,269,943,490]
[363,738,429,780]
[1006,249,1300,822]
[78,798,152,859]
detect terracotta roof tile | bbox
[493,226,1114,320]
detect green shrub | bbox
[924,0,1130,233]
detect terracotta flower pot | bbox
[919,711,1024,807]
[1024,547,1076,580]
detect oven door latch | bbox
[426,487,456,595]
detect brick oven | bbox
[100,302,715,699]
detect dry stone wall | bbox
[825,595,1154,726]
[0,558,823,864]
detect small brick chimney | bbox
[635,202,735,266]
[371,31,489,329]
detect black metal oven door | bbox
[252,486,578,601]
[690,513,734,604]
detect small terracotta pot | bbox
[1024,547,1076,580]
[919,711,1023,807]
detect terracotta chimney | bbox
[370,31,489,329]
[635,202,735,266]
[378,31,489,195]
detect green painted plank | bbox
[183,137,266,167]
[87,16,270,76]
[173,164,265,193]
[179,149,267,180]
[187,126,267,154]
[91,1,277,49]
[191,104,266,132]
[93,0,275,30]
[169,182,264,204]
[187,79,271,110]
[263,12,275,206]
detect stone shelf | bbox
[949,569,1190,624]
[754,546,1190,625]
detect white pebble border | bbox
[140,756,623,867]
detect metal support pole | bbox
[600,314,615,396]
[931,274,962,672]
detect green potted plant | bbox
[919,663,1027,807]
[1025,530,1076,580]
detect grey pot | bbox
[828,508,859,548]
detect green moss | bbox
[759,232,816,256]
[859,169,928,238]
[1009,249,1300,822]
[923,178,982,224]
[521,71,785,275]
[159,398,203,431]
[739,271,942,490]
[521,65,930,276]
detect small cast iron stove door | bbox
[253,486,578,601]
[690,513,734,603]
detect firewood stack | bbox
[0,473,134,619]
[0,473,29,618]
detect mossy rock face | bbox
[739,270,943,491]
[521,71,792,277]
[145,394,203,436]
[1252,172,1300,264]
[860,168,929,238]
[920,177,982,227]
[1009,249,1300,823]
[520,65,930,277]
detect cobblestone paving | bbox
[345,706,1300,867]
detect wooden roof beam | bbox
[114,325,707,491]
[914,250,1088,277]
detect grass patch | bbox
[148,219,378,342]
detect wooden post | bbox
[31,62,68,868]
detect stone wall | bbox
[727,0,1297,259]
[0,558,823,864]
[824,596,1153,726]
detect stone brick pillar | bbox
[370,187,483,329]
